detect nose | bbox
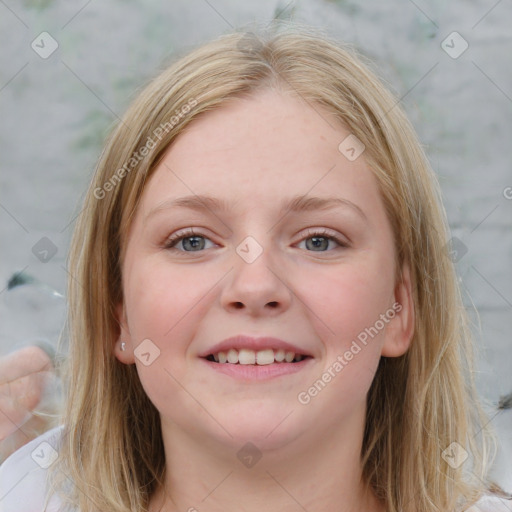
[220,243,292,317]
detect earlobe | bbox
[381,262,415,358]
[114,302,136,364]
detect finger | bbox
[0,346,53,385]
[0,370,54,412]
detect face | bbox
[115,89,414,454]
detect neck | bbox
[149,404,385,512]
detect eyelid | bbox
[296,227,350,250]
[164,227,350,252]
[164,228,216,249]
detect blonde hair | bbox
[51,22,498,512]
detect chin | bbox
[215,406,303,450]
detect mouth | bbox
[199,335,314,380]
[204,348,311,365]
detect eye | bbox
[164,228,216,252]
[164,227,349,253]
[296,228,348,252]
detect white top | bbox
[0,425,69,511]
[1,426,511,511]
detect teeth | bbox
[238,348,256,365]
[227,348,238,364]
[284,351,294,362]
[275,349,285,362]
[211,348,306,365]
[256,349,274,365]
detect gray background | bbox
[0,0,511,486]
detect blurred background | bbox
[0,0,511,487]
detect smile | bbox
[199,334,314,379]
[205,348,309,365]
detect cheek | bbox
[124,257,219,342]
[123,259,222,414]
[305,260,394,343]
[297,266,389,413]
[310,256,395,401]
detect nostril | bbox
[230,302,279,309]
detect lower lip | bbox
[200,357,313,380]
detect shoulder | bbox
[0,425,68,512]
[466,494,512,511]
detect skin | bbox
[115,89,414,512]
[0,346,53,460]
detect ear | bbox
[381,262,415,357]
[114,301,136,365]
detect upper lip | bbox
[199,335,313,358]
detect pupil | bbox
[181,236,328,252]
[307,237,328,251]
[184,236,204,251]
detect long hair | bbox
[50,22,497,512]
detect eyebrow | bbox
[146,194,367,221]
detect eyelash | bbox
[163,228,349,253]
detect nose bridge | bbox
[220,233,291,314]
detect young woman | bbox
[1,23,510,512]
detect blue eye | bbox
[164,229,215,252]
[296,228,347,252]
[164,228,348,253]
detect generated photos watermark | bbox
[94,98,197,200]
[297,302,402,405]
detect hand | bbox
[0,346,55,462]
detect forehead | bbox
[138,89,382,220]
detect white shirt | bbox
[1,426,511,511]
[0,425,68,511]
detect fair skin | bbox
[0,346,53,460]
[115,89,414,512]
